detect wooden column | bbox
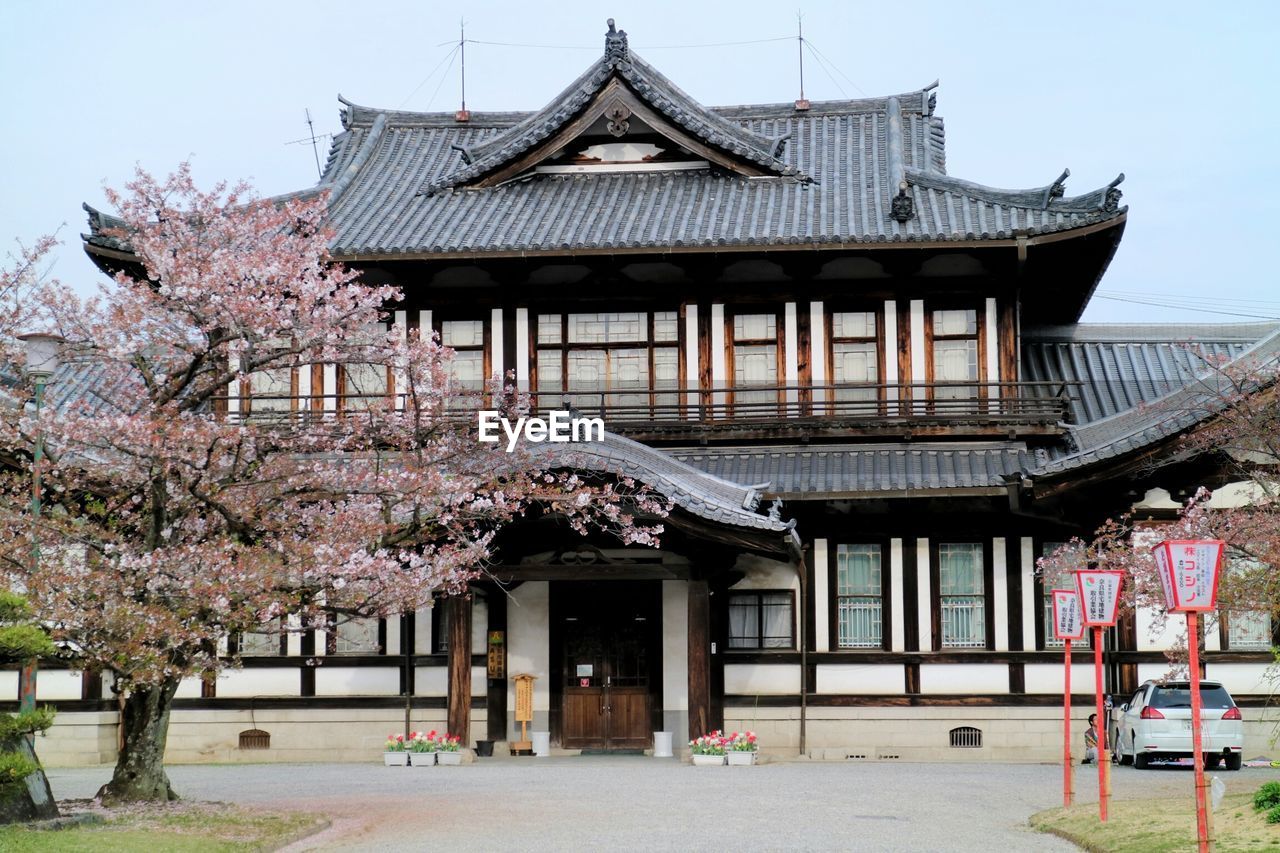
[688,579,711,739]
[446,596,473,745]
[486,590,507,742]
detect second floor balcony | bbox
[222,380,1079,444]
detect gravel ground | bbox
[44,757,1280,852]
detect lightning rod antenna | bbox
[456,19,470,121]
[795,10,809,110]
[305,109,322,179]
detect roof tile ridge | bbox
[906,168,1125,213]
[325,112,388,204]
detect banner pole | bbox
[1094,625,1108,821]
[1064,638,1073,808]
[1188,611,1210,852]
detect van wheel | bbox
[1134,750,1150,769]
[1225,753,1243,771]
[1117,733,1134,766]
[1206,755,1222,769]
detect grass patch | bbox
[0,802,324,852]
[1031,792,1280,852]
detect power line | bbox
[803,38,868,97]
[1091,294,1280,321]
[400,44,462,108]
[1099,290,1280,307]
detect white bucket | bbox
[531,730,551,757]
[653,731,674,758]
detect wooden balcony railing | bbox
[213,380,1079,442]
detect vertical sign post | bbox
[1153,539,1226,853]
[512,673,536,755]
[1052,589,1086,808]
[1074,569,1124,822]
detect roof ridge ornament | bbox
[1103,173,1125,212]
[605,18,629,63]
[1042,167,1070,208]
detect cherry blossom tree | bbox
[1039,348,1280,668]
[0,166,666,803]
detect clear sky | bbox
[3,0,1277,323]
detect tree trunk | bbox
[0,736,58,824]
[97,679,180,803]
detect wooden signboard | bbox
[512,673,536,753]
[487,630,506,680]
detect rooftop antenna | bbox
[794,10,809,111]
[285,108,329,179]
[455,19,470,122]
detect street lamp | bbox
[16,332,62,720]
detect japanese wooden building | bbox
[39,21,1276,764]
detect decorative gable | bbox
[436,20,800,190]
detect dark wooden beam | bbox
[687,579,711,740]
[446,596,473,745]
[485,590,507,742]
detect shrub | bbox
[1266,803,1280,825]
[1253,781,1280,812]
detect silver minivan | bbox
[1110,680,1244,770]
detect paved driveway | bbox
[45,757,1280,851]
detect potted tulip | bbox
[383,733,409,766]
[435,733,464,765]
[689,730,728,766]
[726,730,759,765]
[409,730,437,766]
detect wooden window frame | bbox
[322,612,387,656]
[229,622,288,657]
[1035,540,1089,651]
[531,308,683,415]
[336,319,394,415]
[726,589,797,651]
[930,539,994,651]
[830,540,890,651]
[240,349,300,418]
[725,306,785,413]
[432,313,491,408]
[825,306,886,411]
[923,303,986,404]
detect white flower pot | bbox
[727,751,758,766]
[410,752,436,766]
[691,753,726,766]
[436,751,463,766]
[383,752,409,766]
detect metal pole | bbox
[1063,638,1073,808]
[1094,625,1109,821]
[18,378,45,728]
[1188,611,1211,852]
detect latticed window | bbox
[440,319,486,391]
[1225,552,1273,651]
[535,311,679,416]
[929,308,980,406]
[829,311,880,411]
[728,591,794,649]
[330,616,380,655]
[939,543,985,648]
[730,311,780,412]
[836,544,883,648]
[1041,542,1086,649]
[238,621,281,656]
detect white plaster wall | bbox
[1024,664,1095,695]
[909,300,925,384]
[731,555,800,591]
[315,667,399,696]
[813,539,830,653]
[889,538,906,652]
[816,664,904,694]
[1206,663,1274,696]
[515,307,530,390]
[916,538,931,650]
[217,668,300,698]
[784,302,799,412]
[920,664,1008,694]
[684,304,699,409]
[992,537,1009,651]
[34,670,83,701]
[809,301,826,383]
[724,663,801,695]
[415,667,448,695]
[174,677,204,700]
[1137,662,1178,684]
[662,580,688,712]
[507,581,551,734]
[489,308,504,379]
[471,598,488,650]
[1020,537,1037,651]
[1136,604,1179,651]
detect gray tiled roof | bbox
[668,442,1030,498]
[82,24,1126,261]
[1022,323,1280,476]
[1021,322,1278,424]
[535,432,793,533]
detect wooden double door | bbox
[554,581,660,751]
